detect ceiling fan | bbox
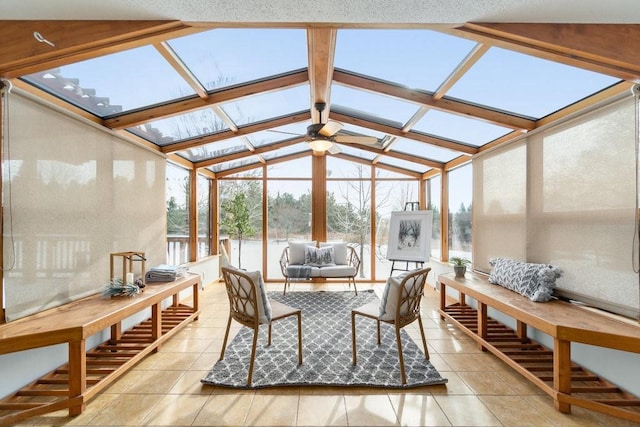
[271,102,379,154]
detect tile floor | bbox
[17,280,639,426]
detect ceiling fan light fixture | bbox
[308,139,333,152]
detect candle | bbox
[126,272,134,285]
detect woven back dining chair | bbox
[220,266,303,385]
[351,267,431,384]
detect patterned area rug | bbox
[201,290,448,389]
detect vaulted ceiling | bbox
[1,19,639,179]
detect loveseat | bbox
[279,241,361,294]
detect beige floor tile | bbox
[388,393,452,427]
[158,336,214,353]
[428,372,474,395]
[344,394,399,426]
[434,395,502,426]
[141,393,210,425]
[191,351,223,371]
[169,370,213,395]
[457,371,519,395]
[244,393,299,426]
[297,394,348,426]
[109,369,185,394]
[439,353,497,372]
[427,338,482,354]
[86,393,165,425]
[480,395,555,426]
[192,393,255,426]
[529,395,640,427]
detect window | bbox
[427,175,442,260]
[448,164,472,260]
[197,174,211,258]
[166,163,190,264]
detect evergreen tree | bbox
[220,192,255,268]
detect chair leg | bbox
[219,314,233,360]
[247,327,259,386]
[296,311,303,365]
[418,316,430,359]
[351,277,358,295]
[283,277,289,295]
[376,319,381,345]
[395,325,407,385]
[268,323,272,346]
[351,312,358,365]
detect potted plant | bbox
[450,257,471,277]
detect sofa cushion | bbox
[288,241,316,265]
[320,242,348,265]
[227,266,272,324]
[305,245,335,267]
[378,271,411,321]
[488,257,562,302]
[315,265,356,278]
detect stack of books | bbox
[145,264,186,282]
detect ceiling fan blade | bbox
[333,135,379,145]
[327,143,341,155]
[318,121,343,137]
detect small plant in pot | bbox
[449,257,471,277]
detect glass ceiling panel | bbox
[447,47,621,119]
[339,123,387,139]
[331,85,420,127]
[391,138,459,163]
[168,28,308,91]
[377,156,431,174]
[22,46,195,116]
[262,143,309,160]
[221,84,310,126]
[176,137,249,163]
[412,110,511,146]
[268,157,312,178]
[208,156,261,174]
[126,108,229,146]
[327,156,372,179]
[247,122,311,147]
[334,144,377,161]
[335,29,476,92]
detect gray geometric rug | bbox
[201,290,448,389]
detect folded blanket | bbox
[287,265,312,279]
[145,264,186,282]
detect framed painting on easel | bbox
[386,210,433,262]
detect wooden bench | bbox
[438,271,640,423]
[0,273,201,426]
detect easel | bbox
[389,202,424,276]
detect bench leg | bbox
[553,338,572,414]
[477,302,488,351]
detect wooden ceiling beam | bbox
[333,69,535,130]
[104,70,309,129]
[160,111,310,153]
[307,28,337,123]
[330,110,479,155]
[455,23,640,82]
[0,20,202,78]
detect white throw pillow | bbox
[304,245,335,267]
[321,242,348,265]
[378,271,410,321]
[288,241,316,265]
[228,267,272,324]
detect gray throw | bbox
[287,265,312,279]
